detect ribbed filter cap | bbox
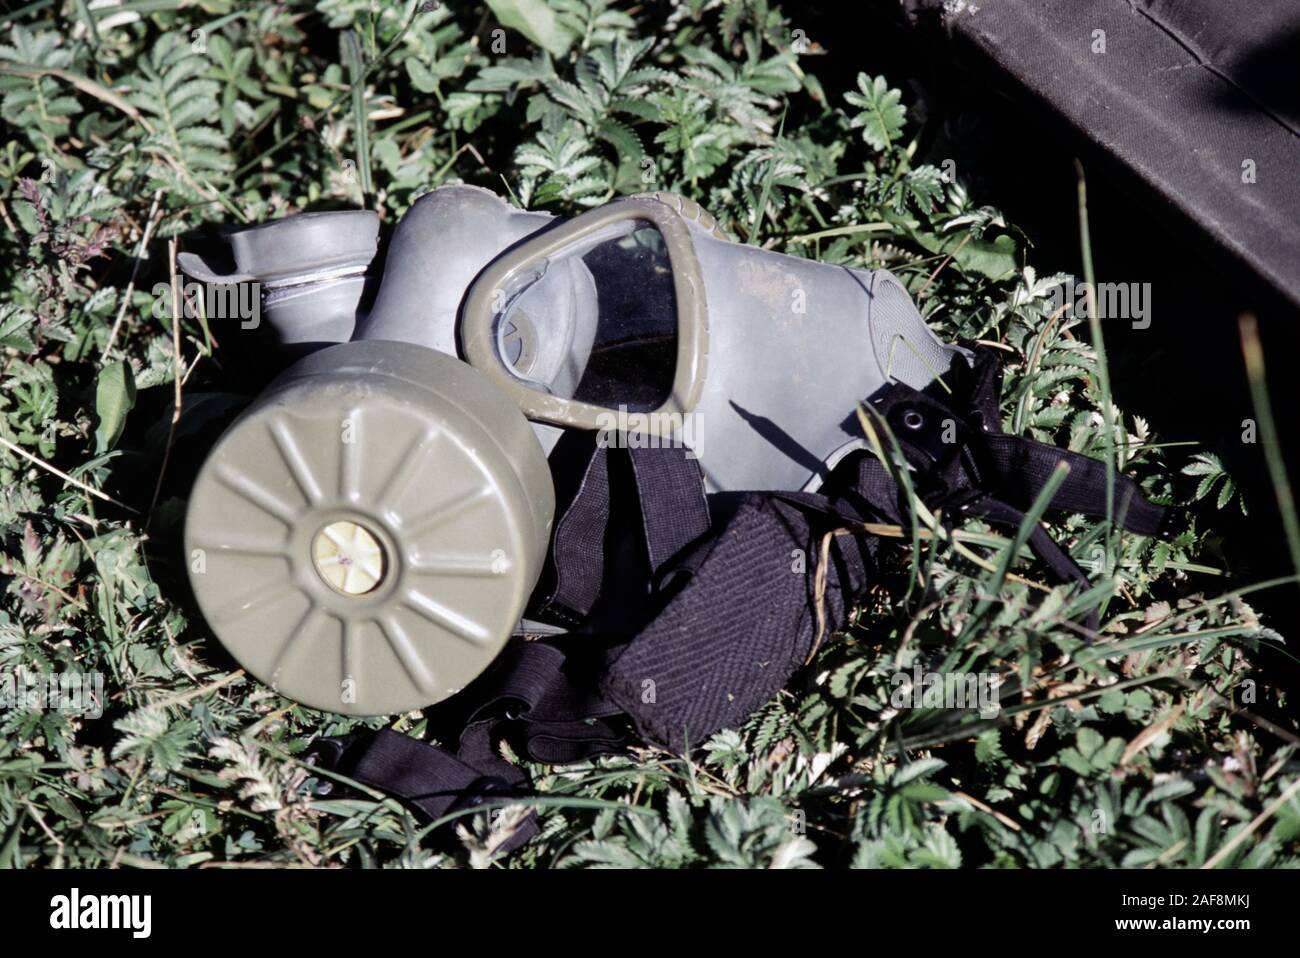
[184,341,554,715]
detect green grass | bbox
[0,0,1297,869]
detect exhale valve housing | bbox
[181,185,962,715]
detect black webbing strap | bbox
[539,443,711,623]
[862,347,1170,540]
[628,444,713,571]
[979,433,1168,537]
[306,638,628,851]
[860,346,1172,630]
[966,495,1101,630]
[307,727,539,851]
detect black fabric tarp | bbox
[900,0,1300,307]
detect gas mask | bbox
[180,185,967,716]
[183,186,1171,842]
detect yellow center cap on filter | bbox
[312,521,386,595]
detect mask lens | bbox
[492,220,677,411]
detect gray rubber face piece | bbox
[184,340,555,715]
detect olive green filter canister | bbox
[183,340,555,715]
